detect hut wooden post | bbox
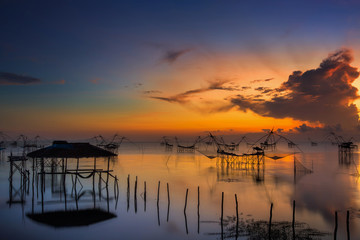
[144,181,146,212]
[64,158,67,210]
[93,157,96,208]
[106,157,110,186]
[32,158,35,213]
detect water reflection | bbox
[6,149,119,229]
[210,215,330,239]
[1,142,360,239]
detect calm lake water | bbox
[0,142,359,239]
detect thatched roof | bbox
[27,208,116,227]
[27,141,117,158]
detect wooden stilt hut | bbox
[26,141,118,226]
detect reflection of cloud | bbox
[231,49,360,129]
[162,49,191,64]
[0,72,41,85]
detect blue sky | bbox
[1,0,360,138]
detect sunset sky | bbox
[1,0,360,139]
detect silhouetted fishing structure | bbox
[308,137,318,147]
[161,136,173,151]
[217,136,248,151]
[205,133,265,165]
[327,132,358,166]
[175,136,201,153]
[92,134,127,153]
[0,131,12,150]
[6,134,45,155]
[251,129,302,152]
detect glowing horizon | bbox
[1,1,360,139]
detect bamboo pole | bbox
[127,174,130,212]
[134,176,138,213]
[167,183,170,204]
[144,181,146,212]
[157,181,160,207]
[184,188,189,213]
[347,210,350,240]
[235,193,239,239]
[221,192,224,240]
[269,203,273,240]
[221,192,224,222]
[198,186,200,234]
[292,200,296,240]
[334,211,338,240]
[167,183,170,222]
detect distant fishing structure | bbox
[92,134,139,153]
[161,136,174,151]
[175,136,201,153]
[308,137,318,147]
[327,132,358,166]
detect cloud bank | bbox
[231,48,360,129]
[0,72,41,85]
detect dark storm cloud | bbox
[0,72,41,85]
[231,49,360,128]
[162,49,191,64]
[294,123,342,133]
[150,79,240,104]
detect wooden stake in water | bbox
[157,181,160,207]
[127,175,130,212]
[134,176,137,197]
[347,210,350,240]
[334,211,338,240]
[184,188,189,213]
[269,203,273,240]
[144,181,146,212]
[292,200,296,240]
[167,183,170,222]
[167,183,170,204]
[221,192,224,240]
[134,176,138,213]
[235,194,239,239]
[221,192,224,222]
[198,186,200,234]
